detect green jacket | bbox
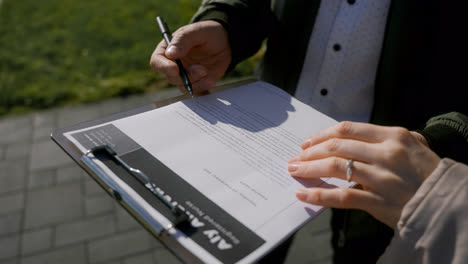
[193,0,468,262]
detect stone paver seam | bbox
[90,100,127,264]
[0,189,22,199]
[84,239,92,264]
[79,164,87,230]
[54,110,61,187]
[122,249,155,264]
[0,144,5,160]
[18,114,35,263]
[0,233,20,262]
[50,109,62,187]
[19,232,61,259]
[19,110,64,261]
[57,214,117,244]
[50,219,58,255]
[23,181,85,228]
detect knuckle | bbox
[382,127,412,161]
[173,25,187,37]
[410,131,426,144]
[336,121,353,136]
[302,163,314,177]
[392,127,411,141]
[149,57,158,71]
[172,28,189,47]
[166,64,180,77]
[155,39,167,50]
[313,190,323,204]
[389,144,407,158]
[192,21,205,31]
[337,189,353,207]
[155,61,179,79]
[167,77,182,86]
[325,138,340,153]
[327,157,341,175]
[383,142,407,162]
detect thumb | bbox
[165,22,207,60]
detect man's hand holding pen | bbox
[151,19,232,95]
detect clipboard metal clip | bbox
[81,145,188,231]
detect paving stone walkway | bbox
[0,88,333,264]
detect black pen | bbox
[156,16,194,97]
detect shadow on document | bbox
[181,83,295,133]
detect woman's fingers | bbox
[290,138,378,164]
[296,187,379,212]
[301,121,395,149]
[288,157,378,187]
[289,121,442,228]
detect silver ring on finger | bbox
[346,159,353,182]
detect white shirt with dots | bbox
[295,0,391,122]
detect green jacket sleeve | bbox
[419,112,468,164]
[191,0,273,71]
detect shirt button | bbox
[320,88,328,96]
[333,43,341,51]
[347,0,356,5]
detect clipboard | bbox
[52,78,351,264]
[51,79,259,264]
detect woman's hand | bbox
[288,121,440,228]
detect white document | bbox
[66,81,353,263]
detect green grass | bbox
[0,0,257,116]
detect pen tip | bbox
[188,86,194,97]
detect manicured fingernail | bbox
[288,163,300,172]
[296,189,308,201]
[301,140,311,149]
